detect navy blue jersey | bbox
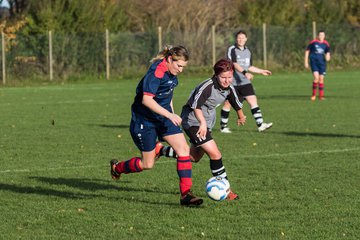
[131,58,178,122]
[306,39,330,64]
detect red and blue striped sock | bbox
[312,82,318,96]
[177,156,192,196]
[115,157,143,174]
[319,83,324,97]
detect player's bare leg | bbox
[200,140,239,200]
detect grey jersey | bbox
[227,45,252,86]
[181,77,243,130]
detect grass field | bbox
[1,70,359,239]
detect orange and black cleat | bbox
[180,191,203,206]
[110,159,121,180]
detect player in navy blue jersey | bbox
[304,30,331,101]
[220,30,272,133]
[110,45,203,206]
[157,59,247,200]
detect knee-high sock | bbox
[220,109,230,129]
[319,83,324,97]
[115,157,143,174]
[312,82,318,96]
[177,156,192,196]
[210,158,227,180]
[251,106,263,127]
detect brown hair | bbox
[213,59,234,76]
[235,30,247,38]
[151,45,189,63]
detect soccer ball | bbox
[205,176,230,201]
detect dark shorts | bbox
[234,84,256,102]
[183,126,213,147]
[310,61,326,75]
[130,116,182,152]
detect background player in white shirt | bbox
[220,30,272,133]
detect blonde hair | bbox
[151,45,189,63]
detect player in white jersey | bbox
[220,30,273,133]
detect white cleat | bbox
[220,127,232,133]
[258,122,273,132]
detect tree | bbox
[25,0,128,33]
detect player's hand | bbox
[196,124,207,141]
[168,113,182,126]
[304,62,309,69]
[245,72,254,80]
[237,115,246,126]
[262,70,272,76]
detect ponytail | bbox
[151,45,189,63]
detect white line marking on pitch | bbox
[240,147,360,159]
[0,147,359,174]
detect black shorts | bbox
[234,84,256,102]
[183,126,213,147]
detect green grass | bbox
[0,71,359,239]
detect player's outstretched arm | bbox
[248,66,272,76]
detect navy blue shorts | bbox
[310,61,326,75]
[130,116,182,152]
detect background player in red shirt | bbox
[304,31,331,101]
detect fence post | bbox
[262,23,267,69]
[312,21,317,39]
[212,25,216,66]
[1,32,6,85]
[106,29,110,80]
[158,26,162,51]
[49,30,53,81]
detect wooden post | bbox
[212,25,216,66]
[158,26,162,52]
[105,29,110,80]
[262,23,267,69]
[49,30,53,81]
[2,32,6,85]
[312,21,317,39]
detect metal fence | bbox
[1,22,359,84]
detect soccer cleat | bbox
[258,122,273,132]
[110,159,121,180]
[180,191,203,206]
[226,189,239,201]
[311,95,316,101]
[220,127,232,133]
[155,141,164,159]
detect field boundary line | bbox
[1,147,359,174]
[240,147,360,159]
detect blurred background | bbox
[0,0,359,83]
